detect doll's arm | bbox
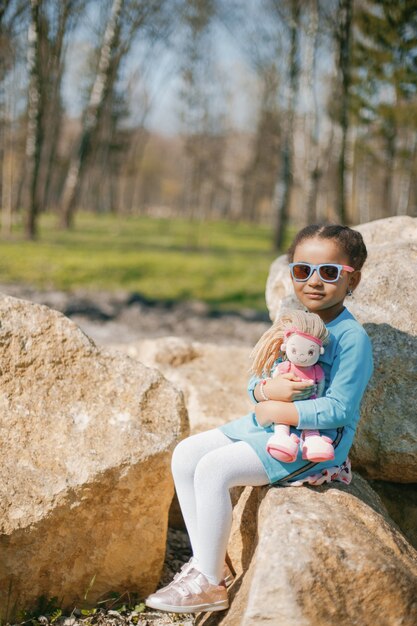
[316,378,325,397]
[314,365,325,397]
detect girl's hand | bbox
[258,374,316,403]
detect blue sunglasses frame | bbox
[289,262,355,283]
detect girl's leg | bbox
[193,441,269,583]
[146,438,268,614]
[171,428,233,556]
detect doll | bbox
[251,310,335,463]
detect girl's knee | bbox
[194,450,228,493]
[171,435,201,478]
[172,429,231,483]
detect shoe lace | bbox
[173,563,189,582]
[176,572,203,598]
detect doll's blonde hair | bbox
[250,310,330,377]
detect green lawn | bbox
[0,213,289,311]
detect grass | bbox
[0,213,291,312]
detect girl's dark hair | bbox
[287,224,368,270]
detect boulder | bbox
[355,215,416,245]
[350,323,417,482]
[368,480,417,551]
[112,337,253,433]
[264,216,417,482]
[208,476,417,626]
[0,295,188,620]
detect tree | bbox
[39,0,85,214]
[335,0,353,223]
[59,0,176,227]
[241,63,281,222]
[178,0,227,222]
[0,0,28,235]
[271,0,302,250]
[351,0,417,218]
[24,0,44,239]
[59,0,125,228]
[6,0,85,238]
[222,2,283,223]
[304,0,321,224]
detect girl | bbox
[145,224,373,614]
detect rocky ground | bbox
[0,285,270,348]
[2,286,266,626]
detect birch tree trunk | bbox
[24,0,43,240]
[335,0,353,224]
[60,0,124,229]
[273,0,301,250]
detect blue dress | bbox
[219,307,373,485]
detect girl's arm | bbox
[293,328,373,431]
[249,374,315,404]
[255,399,300,426]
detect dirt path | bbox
[0,285,270,347]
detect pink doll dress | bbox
[273,360,324,398]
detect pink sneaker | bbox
[301,432,334,462]
[266,432,300,463]
[173,557,234,587]
[145,567,229,613]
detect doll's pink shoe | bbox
[266,432,300,463]
[301,431,335,462]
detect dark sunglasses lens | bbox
[293,264,311,280]
[320,265,339,281]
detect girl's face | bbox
[291,237,361,323]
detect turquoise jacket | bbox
[219,307,373,484]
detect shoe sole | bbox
[145,598,229,613]
[267,445,297,463]
[302,452,335,462]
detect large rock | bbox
[350,323,417,482]
[207,476,417,626]
[369,480,417,551]
[0,295,188,620]
[264,216,417,482]
[112,337,253,433]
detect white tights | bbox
[171,428,269,584]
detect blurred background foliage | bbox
[0,0,416,304]
[0,212,279,309]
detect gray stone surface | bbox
[214,476,417,626]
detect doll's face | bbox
[284,334,321,367]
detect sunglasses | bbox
[289,262,355,283]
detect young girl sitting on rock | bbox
[145,223,374,614]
